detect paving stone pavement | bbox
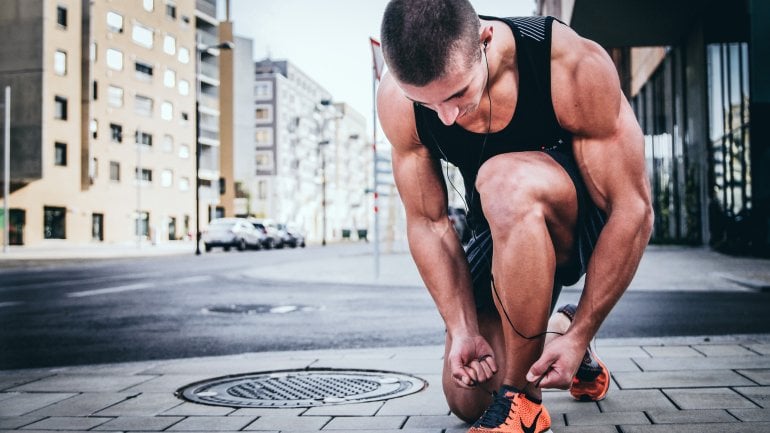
[1,336,770,432]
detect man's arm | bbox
[377,74,497,387]
[527,24,654,388]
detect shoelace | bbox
[474,391,516,428]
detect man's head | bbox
[381,0,481,87]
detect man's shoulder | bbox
[377,73,422,150]
[549,23,621,136]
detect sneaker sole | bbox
[570,355,610,402]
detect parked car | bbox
[248,218,283,249]
[278,223,306,248]
[202,218,264,252]
[448,207,471,244]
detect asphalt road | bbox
[1,246,769,370]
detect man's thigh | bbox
[475,151,579,264]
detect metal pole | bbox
[136,131,141,249]
[3,86,9,253]
[372,67,380,279]
[322,148,327,246]
[195,43,202,255]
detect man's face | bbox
[398,50,486,126]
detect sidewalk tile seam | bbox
[733,370,762,386]
[730,386,766,409]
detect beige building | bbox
[0,0,213,246]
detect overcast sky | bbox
[222,0,535,134]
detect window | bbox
[110,123,123,143]
[134,94,153,116]
[178,144,189,158]
[54,96,67,120]
[92,80,98,100]
[165,2,177,19]
[143,0,154,12]
[90,42,97,61]
[106,11,123,33]
[178,79,189,96]
[255,128,273,146]
[161,169,173,187]
[163,34,176,55]
[54,50,67,75]
[178,47,189,64]
[135,167,153,182]
[163,69,176,87]
[92,213,104,241]
[135,131,153,147]
[90,157,98,180]
[44,206,66,239]
[90,119,98,139]
[54,142,67,166]
[179,177,190,191]
[135,211,149,238]
[161,101,173,121]
[107,85,123,107]
[135,60,153,79]
[56,5,67,28]
[181,112,189,122]
[255,151,273,170]
[106,48,123,70]
[109,161,120,181]
[255,82,273,100]
[132,23,154,49]
[255,105,272,122]
[162,134,173,153]
[258,180,267,199]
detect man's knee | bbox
[476,156,546,232]
[442,381,489,423]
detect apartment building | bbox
[234,58,373,243]
[537,0,769,256]
[0,0,221,246]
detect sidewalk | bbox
[1,335,769,432]
[1,244,769,431]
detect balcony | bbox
[196,0,216,19]
[199,61,219,81]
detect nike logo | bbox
[520,409,542,433]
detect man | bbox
[377,1,653,432]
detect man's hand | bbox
[526,333,584,389]
[448,333,498,389]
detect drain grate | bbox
[202,304,318,315]
[176,368,427,408]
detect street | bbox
[1,244,769,370]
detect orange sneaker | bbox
[556,304,611,402]
[468,385,552,433]
[569,346,610,402]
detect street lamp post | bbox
[318,139,329,246]
[195,40,233,256]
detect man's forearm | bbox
[407,218,480,336]
[568,206,653,345]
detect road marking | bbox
[66,275,212,298]
[0,301,22,308]
[67,283,152,298]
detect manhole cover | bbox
[176,368,427,408]
[203,304,318,315]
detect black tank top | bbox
[414,15,572,230]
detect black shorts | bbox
[465,148,607,312]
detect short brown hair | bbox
[381,0,481,86]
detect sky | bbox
[222,0,535,134]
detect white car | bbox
[202,218,264,252]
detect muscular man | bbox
[377,1,653,432]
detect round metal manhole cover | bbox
[176,369,427,408]
[202,304,320,315]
